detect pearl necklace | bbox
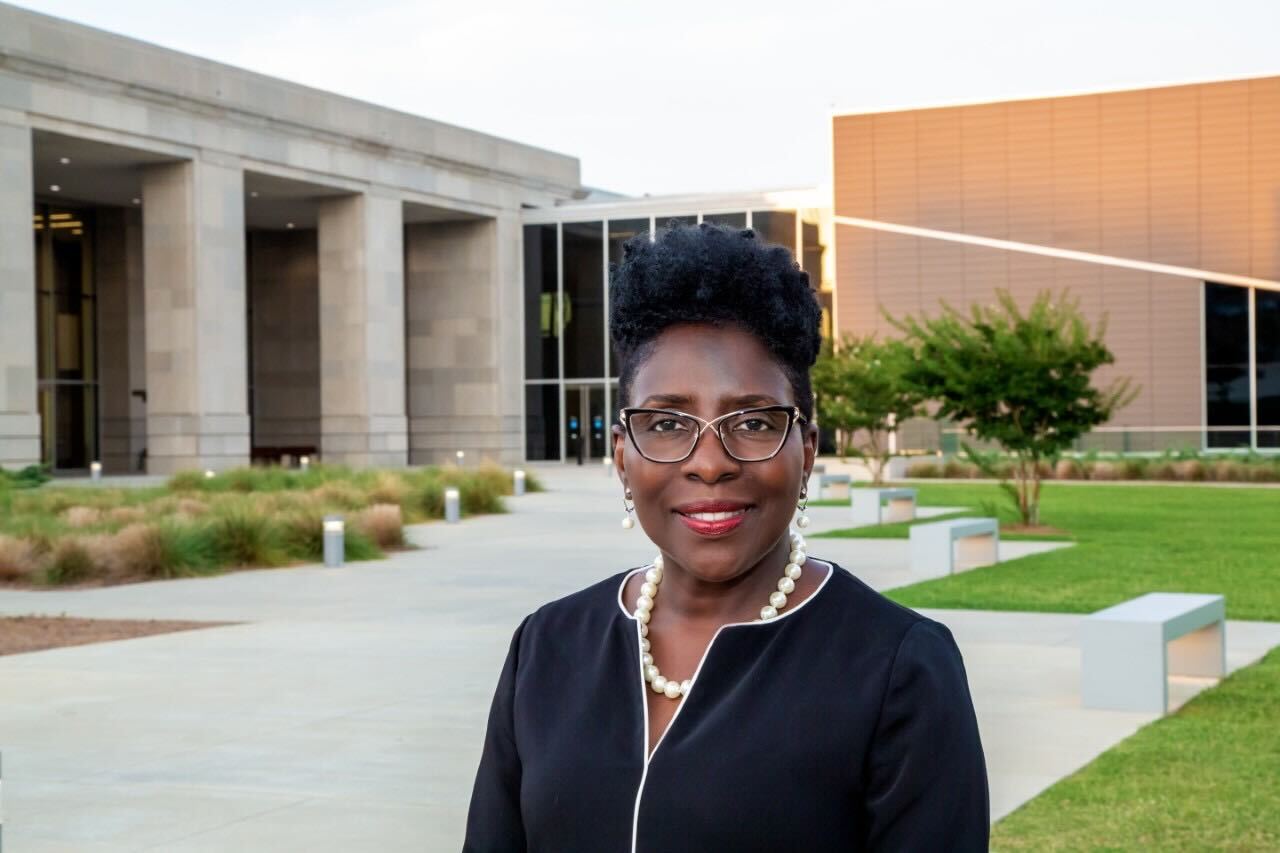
[633,529,808,700]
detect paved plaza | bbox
[2,465,1278,850]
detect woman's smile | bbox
[673,499,753,536]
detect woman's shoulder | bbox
[807,558,957,654]
[519,567,639,637]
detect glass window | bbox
[1257,289,1279,449]
[703,211,746,228]
[607,218,648,267]
[562,221,605,378]
[607,220,649,379]
[523,224,559,380]
[655,215,696,237]
[525,384,561,461]
[751,210,797,255]
[1204,282,1251,449]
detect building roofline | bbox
[827,71,1280,119]
[0,1,581,190]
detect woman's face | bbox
[613,323,818,584]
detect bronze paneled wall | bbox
[832,76,1280,431]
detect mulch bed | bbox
[0,615,235,656]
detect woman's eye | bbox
[735,419,772,432]
[649,419,687,432]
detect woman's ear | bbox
[611,424,628,487]
[802,420,819,479]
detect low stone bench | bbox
[1081,592,1226,713]
[908,517,999,576]
[807,469,849,500]
[851,487,917,526]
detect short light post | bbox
[323,515,345,567]
[513,469,526,496]
[204,469,216,480]
[445,487,461,524]
[90,461,102,482]
[455,450,465,466]
[299,455,310,472]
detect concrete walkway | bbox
[1,464,1277,850]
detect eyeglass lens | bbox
[628,409,792,462]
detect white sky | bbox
[11,0,1280,196]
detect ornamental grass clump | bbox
[45,538,96,584]
[206,508,288,568]
[355,503,405,550]
[0,534,39,583]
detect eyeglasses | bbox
[619,405,806,464]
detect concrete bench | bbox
[807,470,850,500]
[909,517,998,576]
[1081,592,1225,713]
[851,487,917,526]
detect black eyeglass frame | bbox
[617,405,808,464]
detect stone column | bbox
[404,211,523,465]
[0,117,40,470]
[317,192,408,467]
[141,157,251,474]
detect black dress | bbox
[463,560,989,852]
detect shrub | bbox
[105,523,171,580]
[0,534,39,582]
[279,507,327,561]
[107,506,147,525]
[312,480,366,511]
[1173,460,1207,482]
[906,461,941,478]
[63,506,103,528]
[355,503,405,549]
[1055,458,1084,480]
[1088,461,1121,481]
[46,538,97,584]
[167,470,208,492]
[367,471,408,506]
[206,509,287,567]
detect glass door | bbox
[564,383,607,464]
[33,203,98,472]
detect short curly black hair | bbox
[609,221,823,419]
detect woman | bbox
[464,223,988,851]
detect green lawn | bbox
[813,482,1280,621]
[991,646,1280,851]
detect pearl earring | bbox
[795,487,810,529]
[621,488,636,529]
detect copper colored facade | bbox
[832,76,1280,451]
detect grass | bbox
[0,461,536,586]
[812,481,1280,621]
[991,646,1280,851]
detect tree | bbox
[889,289,1138,526]
[810,335,925,484]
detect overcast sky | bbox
[12,0,1280,196]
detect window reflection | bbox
[1257,290,1279,449]
[1204,282,1251,448]
[563,222,605,378]
[523,224,558,380]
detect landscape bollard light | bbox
[513,469,526,496]
[204,469,215,480]
[323,515,345,567]
[445,487,461,524]
[90,461,102,482]
[300,455,310,471]
[455,450,465,465]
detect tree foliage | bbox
[889,289,1138,525]
[811,334,925,484]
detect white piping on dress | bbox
[615,558,837,853]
